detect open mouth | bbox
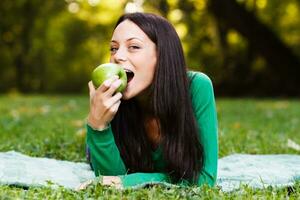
[124,69,134,83]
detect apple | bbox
[91,63,127,93]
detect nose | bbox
[112,47,127,64]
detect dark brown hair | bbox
[111,12,204,183]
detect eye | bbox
[110,47,118,53]
[129,45,140,50]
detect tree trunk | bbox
[14,1,35,93]
[208,0,300,95]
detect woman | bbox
[85,12,218,189]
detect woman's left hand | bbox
[102,176,122,189]
[76,176,122,191]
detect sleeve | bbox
[120,173,170,188]
[120,172,192,188]
[190,72,218,187]
[86,124,172,188]
[86,124,127,176]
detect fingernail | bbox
[114,79,122,86]
[103,80,110,87]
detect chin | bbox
[121,81,139,100]
[121,90,133,100]
[121,95,130,100]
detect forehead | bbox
[111,20,149,42]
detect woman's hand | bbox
[76,176,122,191]
[87,76,123,130]
[102,176,122,189]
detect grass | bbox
[0,94,299,199]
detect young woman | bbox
[85,12,218,189]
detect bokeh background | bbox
[1,0,300,97]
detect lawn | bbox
[0,94,299,199]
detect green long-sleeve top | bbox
[86,71,218,188]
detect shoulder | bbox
[187,71,217,117]
[187,70,214,97]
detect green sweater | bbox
[86,71,218,188]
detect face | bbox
[110,20,157,100]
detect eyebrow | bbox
[111,37,143,43]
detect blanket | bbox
[0,151,299,192]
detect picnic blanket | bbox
[0,151,299,192]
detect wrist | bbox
[87,116,109,131]
[87,122,110,132]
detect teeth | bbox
[124,69,133,73]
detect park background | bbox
[1,0,300,97]
[0,0,300,199]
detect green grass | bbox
[0,95,299,199]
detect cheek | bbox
[143,51,157,74]
[138,60,156,82]
[133,48,157,83]
[132,64,155,93]
[149,58,157,79]
[139,68,155,91]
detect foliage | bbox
[0,0,300,95]
[0,0,124,93]
[0,95,299,198]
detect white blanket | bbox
[217,154,300,191]
[0,151,299,191]
[0,151,94,190]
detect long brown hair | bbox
[111,13,204,183]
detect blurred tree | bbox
[208,0,300,95]
[0,0,299,96]
[0,0,124,93]
[144,0,300,96]
[0,0,65,92]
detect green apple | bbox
[91,63,127,92]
